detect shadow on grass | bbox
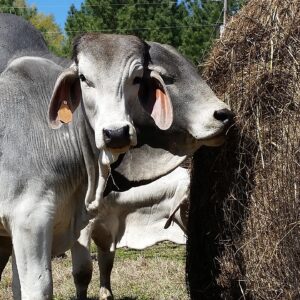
[69,297,98,300]
[69,297,137,300]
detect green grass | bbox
[115,242,186,261]
[0,242,188,300]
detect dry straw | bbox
[187,0,300,299]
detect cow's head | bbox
[129,42,234,156]
[48,34,174,164]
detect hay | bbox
[187,1,300,299]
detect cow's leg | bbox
[11,215,53,300]
[0,236,12,281]
[98,248,115,300]
[71,224,93,300]
[12,251,21,300]
[91,220,115,300]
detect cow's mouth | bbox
[201,134,226,147]
[99,149,118,165]
[199,121,234,147]
[108,145,131,155]
[102,124,137,155]
[100,142,135,165]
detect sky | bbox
[27,0,83,32]
[26,1,183,34]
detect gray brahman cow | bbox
[0,37,174,299]
[72,166,189,300]
[101,40,234,194]
[0,14,234,300]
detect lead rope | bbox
[107,163,120,191]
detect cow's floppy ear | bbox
[139,70,173,130]
[48,64,81,129]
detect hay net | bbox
[190,0,300,299]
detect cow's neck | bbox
[76,107,110,216]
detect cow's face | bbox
[73,35,145,156]
[131,42,234,155]
[48,34,173,164]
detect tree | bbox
[179,0,224,64]
[65,0,125,41]
[64,0,127,56]
[117,0,187,47]
[64,0,246,62]
[30,13,64,56]
[0,0,36,19]
[228,0,247,16]
[65,0,188,54]
[179,0,247,64]
[116,0,151,40]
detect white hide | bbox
[93,166,189,250]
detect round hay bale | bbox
[187,0,300,299]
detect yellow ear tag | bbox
[58,101,72,124]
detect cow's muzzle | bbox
[213,108,235,127]
[103,125,130,149]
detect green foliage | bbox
[65,0,246,64]
[179,0,247,63]
[116,0,186,46]
[65,0,122,41]
[179,0,223,64]
[0,0,36,19]
[116,0,154,40]
[228,0,247,15]
[1,0,248,63]
[64,0,125,56]
[64,0,186,57]
[115,241,186,261]
[65,0,188,57]
[30,13,65,56]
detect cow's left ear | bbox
[139,70,173,130]
[48,64,81,129]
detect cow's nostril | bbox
[103,125,130,149]
[213,108,235,123]
[123,124,129,136]
[103,129,111,139]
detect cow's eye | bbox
[161,74,175,85]
[133,77,143,85]
[79,74,94,87]
[79,74,86,82]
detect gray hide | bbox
[108,42,234,189]
[0,34,170,299]
[0,13,69,72]
[0,57,90,299]
[0,32,208,299]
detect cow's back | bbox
[0,14,49,72]
[0,14,70,72]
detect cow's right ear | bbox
[138,70,173,130]
[48,64,81,129]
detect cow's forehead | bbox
[148,42,197,76]
[73,33,146,67]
